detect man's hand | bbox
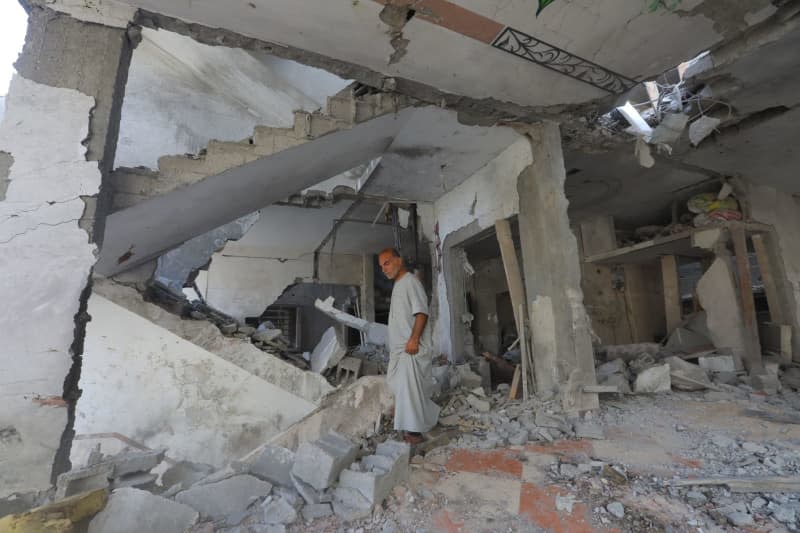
[405,337,420,355]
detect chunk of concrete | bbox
[633,364,671,393]
[56,462,113,499]
[332,486,373,522]
[752,373,780,395]
[291,472,321,505]
[598,373,631,394]
[597,343,661,362]
[665,356,712,391]
[315,296,388,345]
[310,327,347,373]
[302,503,333,521]
[698,355,736,373]
[665,327,712,353]
[106,448,166,477]
[262,497,297,525]
[291,432,359,491]
[88,488,198,533]
[338,441,410,505]
[175,474,272,520]
[111,472,158,491]
[245,445,295,487]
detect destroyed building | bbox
[2,0,800,531]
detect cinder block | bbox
[290,472,321,505]
[337,440,409,505]
[247,445,295,487]
[291,432,359,491]
[332,486,372,522]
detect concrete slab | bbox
[309,327,347,374]
[88,488,198,533]
[175,474,272,520]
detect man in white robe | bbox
[378,248,440,444]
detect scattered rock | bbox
[301,503,333,521]
[685,491,707,506]
[606,502,625,519]
[725,511,754,527]
[772,504,796,524]
[741,442,767,454]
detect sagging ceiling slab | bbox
[117,0,776,108]
[96,106,519,275]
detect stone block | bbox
[332,486,372,522]
[302,503,333,521]
[633,364,671,393]
[175,474,272,521]
[246,445,295,487]
[88,488,198,533]
[56,462,113,499]
[291,432,359,491]
[665,356,712,390]
[698,355,736,373]
[106,448,165,477]
[309,327,347,373]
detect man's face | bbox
[379,252,403,280]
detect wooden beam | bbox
[509,365,521,400]
[495,218,526,329]
[730,225,763,372]
[751,234,785,324]
[660,255,682,333]
[518,304,529,401]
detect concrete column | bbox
[0,7,135,502]
[516,122,598,412]
[361,254,375,323]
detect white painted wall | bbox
[0,76,101,497]
[77,294,316,467]
[115,27,349,169]
[428,137,533,358]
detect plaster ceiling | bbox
[116,0,775,108]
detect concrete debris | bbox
[555,493,576,513]
[599,373,632,394]
[338,440,410,505]
[291,432,360,491]
[665,356,712,391]
[574,421,605,440]
[698,355,736,373]
[290,472,323,505]
[606,501,625,519]
[309,326,348,373]
[595,358,628,379]
[242,445,295,487]
[648,112,689,146]
[332,486,373,522]
[88,488,198,533]
[56,462,114,499]
[175,474,272,521]
[111,472,158,491]
[262,496,298,525]
[689,115,721,146]
[752,372,780,395]
[597,343,661,362]
[301,502,333,521]
[665,327,713,353]
[633,364,671,394]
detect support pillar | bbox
[516,122,598,412]
[0,7,135,502]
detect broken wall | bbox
[76,294,317,468]
[115,27,348,169]
[427,137,531,359]
[469,255,513,355]
[201,204,365,321]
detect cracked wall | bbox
[0,75,102,499]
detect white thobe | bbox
[386,272,440,433]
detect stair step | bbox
[293,111,350,139]
[157,154,209,180]
[252,126,304,156]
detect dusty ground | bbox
[287,386,800,533]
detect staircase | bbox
[111,86,409,212]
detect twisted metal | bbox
[492,27,637,94]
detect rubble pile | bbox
[45,430,411,532]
